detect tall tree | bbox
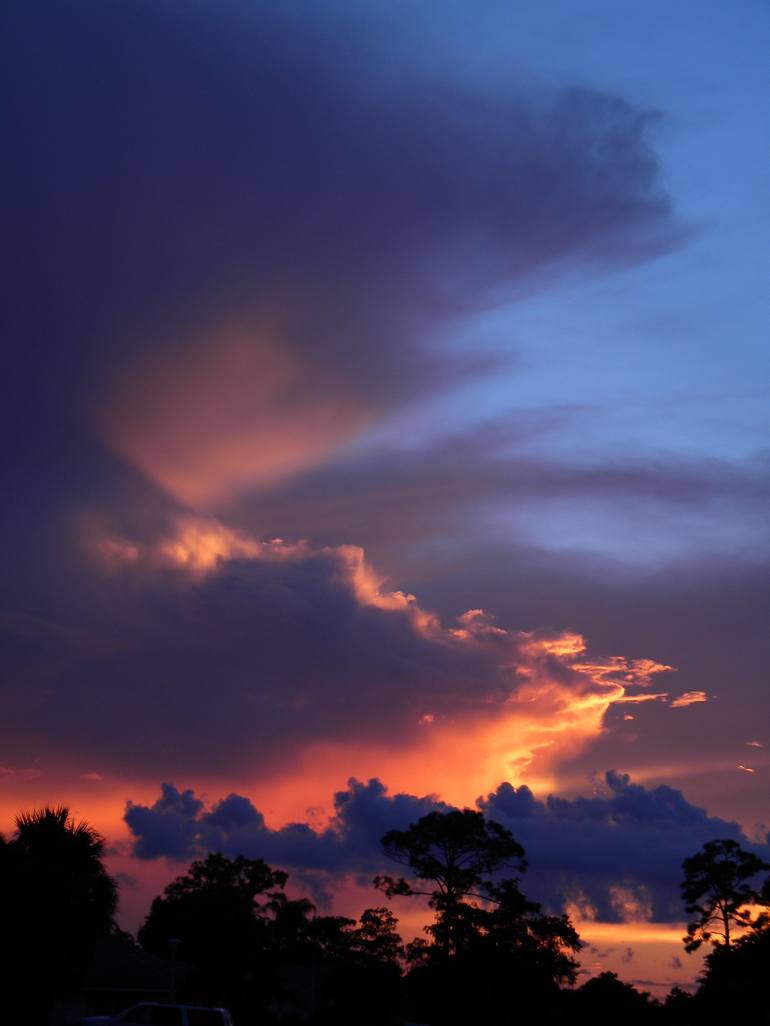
[376,809,581,1025]
[680,838,768,951]
[376,808,526,956]
[692,866,770,1021]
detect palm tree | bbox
[1,806,118,1020]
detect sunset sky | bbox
[3,0,769,996]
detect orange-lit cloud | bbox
[670,690,708,708]
[609,885,653,923]
[92,514,677,804]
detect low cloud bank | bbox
[125,772,769,923]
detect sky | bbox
[2,0,769,997]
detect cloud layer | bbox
[125,772,770,924]
[1,515,683,786]
[0,1,704,800]
[4,0,683,511]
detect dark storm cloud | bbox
[0,2,693,797]
[0,543,515,776]
[4,0,680,326]
[1,513,685,781]
[126,777,445,873]
[125,772,770,922]
[2,0,683,506]
[478,771,770,922]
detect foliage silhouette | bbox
[375,808,526,956]
[138,851,291,983]
[662,985,697,1025]
[753,870,770,932]
[139,851,405,1024]
[0,805,118,1022]
[571,971,657,1026]
[478,877,581,986]
[304,907,405,1025]
[691,863,770,1022]
[680,838,768,951]
[376,808,581,1025]
[697,919,770,1019]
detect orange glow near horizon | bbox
[36,508,716,1000]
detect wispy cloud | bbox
[670,691,708,709]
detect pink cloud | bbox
[105,330,372,507]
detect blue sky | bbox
[360,0,770,562]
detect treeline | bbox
[1,806,769,1025]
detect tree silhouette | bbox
[0,806,118,1021]
[479,877,581,987]
[138,851,301,1018]
[375,808,526,957]
[139,851,289,976]
[680,838,768,951]
[752,871,770,933]
[573,971,657,1026]
[376,808,581,1025]
[693,866,770,1021]
[140,852,406,1023]
[305,907,405,1024]
[352,906,405,965]
[695,924,770,1021]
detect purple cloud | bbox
[125,772,770,923]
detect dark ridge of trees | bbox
[138,852,291,987]
[566,971,657,1026]
[137,851,405,1024]
[3,803,770,1026]
[697,927,770,1019]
